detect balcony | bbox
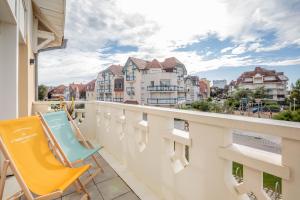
[147,98,178,105]
[3,101,300,200]
[29,101,300,200]
[177,96,186,101]
[114,87,124,92]
[105,97,112,102]
[97,97,104,101]
[147,85,179,92]
[178,86,185,92]
[113,98,124,102]
[105,88,112,93]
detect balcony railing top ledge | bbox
[33,101,300,141]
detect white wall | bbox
[0,22,19,120]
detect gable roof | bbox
[129,57,148,70]
[86,79,96,91]
[69,83,86,93]
[237,67,288,84]
[48,85,66,95]
[147,59,162,69]
[127,57,184,70]
[106,65,123,76]
[161,57,183,69]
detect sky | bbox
[39,0,300,86]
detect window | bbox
[150,81,155,86]
[160,79,170,86]
[126,87,135,96]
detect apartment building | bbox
[0,0,66,119]
[86,79,96,101]
[184,75,200,103]
[64,83,86,101]
[123,57,187,106]
[236,67,288,101]
[199,78,211,99]
[96,65,124,102]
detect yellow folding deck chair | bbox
[0,116,90,200]
[39,109,103,186]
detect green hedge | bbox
[273,110,300,122]
[232,162,282,193]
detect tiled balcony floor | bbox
[4,153,140,200]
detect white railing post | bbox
[282,138,300,199]
[184,123,235,200]
[146,113,173,198]
[79,101,96,141]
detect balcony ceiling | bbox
[33,0,66,49]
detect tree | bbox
[38,85,48,101]
[234,88,253,101]
[253,87,267,99]
[289,79,300,106]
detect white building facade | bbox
[96,65,124,102]
[184,76,200,103]
[236,67,288,101]
[86,79,96,101]
[123,57,187,106]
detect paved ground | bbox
[57,154,140,200]
[5,153,139,200]
[174,119,281,154]
[233,131,281,154]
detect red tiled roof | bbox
[86,79,96,91]
[69,83,86,93]
[129,57,148,70]
[128,57,183,70]
[161,57,183,69]
[236,67,288,84]
[107,65,123,76]
[199,80,209,94]
[48,85,66,95]
[147,59,162,69]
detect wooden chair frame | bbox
[38,108,103,187]
[0,136,89,200]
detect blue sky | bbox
[39,0,300,86]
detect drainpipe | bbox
[35,53,38,100]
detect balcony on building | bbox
[147,98,178,105]
[114,78,124,92]
[113,97,124,102]
[147,85,179,92]
[104,88,112,93]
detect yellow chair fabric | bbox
[0,116,90,196]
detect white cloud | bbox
[39,0,300,85]
[231,45,247,55]
[221,47,233,54]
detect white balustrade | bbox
[32,101,300,200]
